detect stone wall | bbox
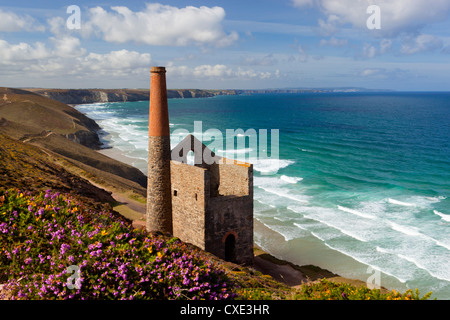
[170,157,254,266]
[171,161,209,249]
[206,194,254,265]
[216,161,252,197]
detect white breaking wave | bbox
[322,242,408,283]
[388,198,416,207]
[388,221,422,237]
[253,159,294,175]
[388,221,450,251]
[260,187,310,204]
[280,175,303,184]
[434,210,450,222]
[300,212,368,243]
[377,247,450,282]
[337,205,377,220]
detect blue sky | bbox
[1,0,450,90]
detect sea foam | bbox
[280,175,303,184]
[434,210,450,222]
[388,198,416,207]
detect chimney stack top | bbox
[151,66,166,73]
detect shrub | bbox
[0,189,235,300]
[297,279,433,300]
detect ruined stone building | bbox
[146,66,254,265]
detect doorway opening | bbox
[224,234,236,262]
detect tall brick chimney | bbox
[146,66,173,234]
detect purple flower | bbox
[60,243,71,255]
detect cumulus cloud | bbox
[76,50,151,76]
[359,39,392,58]
[0,9,44,32]
[83,3,238,47]
[0,35,151,79]
[319,37,348,47]
[294,0,450,37]
[0,40,50,63]
[167,63,278,81]
[401,34,443,55]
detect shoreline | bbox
[94,144,390,292]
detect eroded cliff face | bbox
[36,89,150,105]
[31,89,239,105]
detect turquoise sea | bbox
[76,92,450,299]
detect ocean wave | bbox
[337,205,377,220]
[255,218,302,242]
[259,187,310,204]
[377,247,450,282]
[301,211,368,243]
[252,159,295,175]
[388,221,422,237]
[388,221,450,251]
[280,175,303,184]
[387,198,416,207]
[434,210,450,222]
[322,242,408,283]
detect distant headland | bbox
[22,87,392,105]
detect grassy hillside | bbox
[0,87,100,147]
[0,87,147,191]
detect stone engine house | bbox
[146,66,254,265]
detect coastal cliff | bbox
[26,88,239,105]
[0,87,147,190]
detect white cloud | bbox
[83,3,238,47]
[0,9,44,32]
[357,39,392,58]
[291,0,315,8]
[0,40,50,63]
[320,37,348,47]
[0,35,151,80]
[50,36,86,58]
[241,54,278,66]
[359,67,414,80]
[401,34,443,55]
[167,63,278,81]
[76,50,151,76]
[295,0,450,37]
